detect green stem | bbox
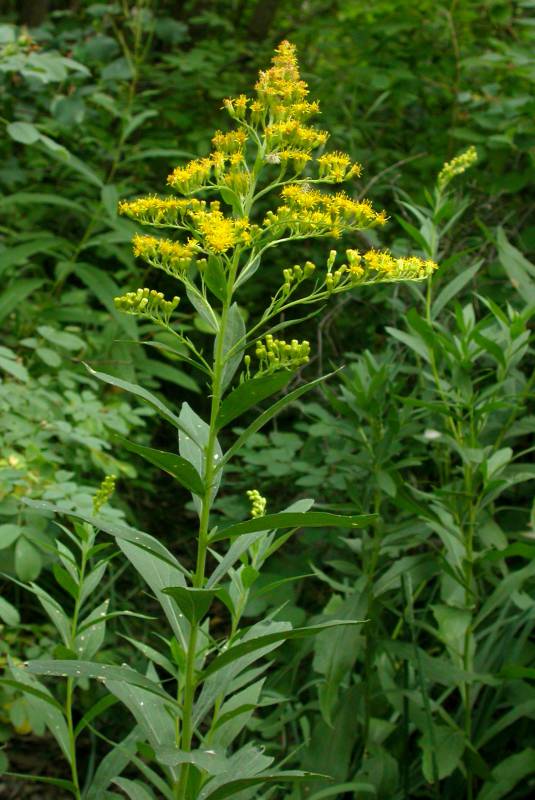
[65,543,88,799]
[175,257,238,799]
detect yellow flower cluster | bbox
[265,119,328,152]
[167,157,214,194]
[437,146,478,191]
[212,129,248,154]
[119,196,203,226]
[187,204,252,254]
[93,475,116,515]
[132,234,198,278]
[114,288,180,325]
[255,40,309,112]
[255,333,311,374]
[264,184,386,238]
[318,152,362,183]
[246,489,267,518]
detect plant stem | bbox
[175,265,237,799]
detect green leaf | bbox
[0,279,44,324]
[179,403,222,505]
[220,303,245,391]
[221,371,338,466]
[26,660,177,705]
[0,596,20,625]
[37,325,84,351]
[199,771,323,800]
[154,747,228,773]
[202,619,364,679]
[86,726,142,800]
[7,121,40,144]
[496,227,535,305]
[113,778,155,800]
[210,511,375,543]
[0,354,29,382]
[217,371,292,430]
[476,748,535,800]
[113,435,204,496]
[386,326,431,362]
[420,726,465,782]
[432,261,481,318]
[85,365,183,430]
[74,694,119,738]
[162,587,231,624]
[0,523,21,549]
[142,359,200,393]
[204,256,228,303]
[1,774,75,792]
[15,537,41,581]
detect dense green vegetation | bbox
[1,2,534,799]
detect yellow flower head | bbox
[167,157,213,194]
[132,234,198,277]
[119,195,204,226]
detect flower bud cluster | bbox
[322,249,438,292]
[93,475,116,514]
[114,288,180,325]
[246,489,267,518]
[132,234,198,278]
[255,334,311,374]
[167,157,214,194]
[281,261,316,293]
[437,146,478,191]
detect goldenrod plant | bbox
[17,42,437,799]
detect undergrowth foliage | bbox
[10,42,437,799]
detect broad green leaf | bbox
[0,596,20,625]
[187,284,219,333]
[220,303,246,391]
[9,661,70,760]
[216,371,292,430]
[0,523,21,549]
[15,536,41,581]
[0,679,64,713]
[162,587,217,624]
[209,511,375,543]
[202,619,364,678]
[0,279,44,324]
[420,726,465,782]
[204,256,228,303]
[0,236,65,275]
[36,325,84,351]
[0,354,29,382]
[476,748,535,800]
[221,371,338,467]
[7,121,40,144]
[113,435,204,496]
[113,778,155,800]
[179,403,222,506]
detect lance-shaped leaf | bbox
[209,511,375,543]
[162,587,216,625]
[113,778,156,800]
[220,371,339,467]
[154,747,228,773]
[113,435,204,496]
[220,303,246,391]
[216,371,292,430]
[26,660,179,706]
[84,364,184,431]
[201,619,365,679]
[199,771,324,800]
